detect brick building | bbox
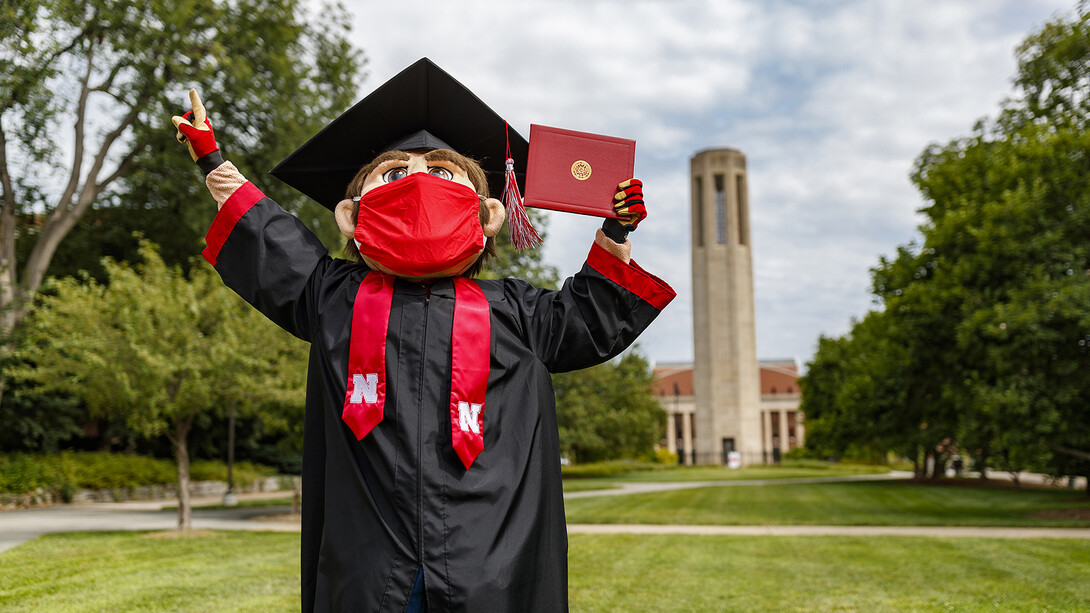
[653,360,804,465]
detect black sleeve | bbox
[509,241,675,373]
[202,181,329,342]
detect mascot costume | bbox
[172,58,674,612]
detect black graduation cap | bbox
[270,57,529,210]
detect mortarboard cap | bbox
[270,57,528,210]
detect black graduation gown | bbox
[203,182,675,612]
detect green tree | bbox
[480,210,560,288]
[20,243,307,528]
[0,368,85,453]
[1010,0,1090,130]
[0,0,363,368]
[798,327,898,466]
[913,122,1090,486]
[802,6,1090,491]
[553,350,663,463]
[801,307,951,476]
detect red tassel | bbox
[502,124,541,251]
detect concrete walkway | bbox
[4,503,1087,556]
[0,499,300,554]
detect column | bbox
[778,410,789,457]
[681,411,694,466]
[666,411,677,455]
[762,410,773,465]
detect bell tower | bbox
[690,148,762,465]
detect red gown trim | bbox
[202,182,265,265]
[585,242,676,310]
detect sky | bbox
[339,0,1074,368]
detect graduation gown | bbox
[203,180,675,612]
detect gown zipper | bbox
[417,290,429,564]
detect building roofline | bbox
[692,147,745,157]
[653,359,799,371]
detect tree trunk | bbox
[173,417,194,531]
[0,115,21,409]
[930,453,946,480]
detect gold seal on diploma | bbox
[570,160,592,181]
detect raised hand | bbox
[613,178,647,231]
[171,89,218,162]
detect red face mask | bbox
[354,173,485,277]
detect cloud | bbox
[341,0,1072,366]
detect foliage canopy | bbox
[19,243,308,525]
[553,351,663,463]
[0,0,365,345]
[801,8,1090,489]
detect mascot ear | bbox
[335,198,356,239]
[482,197,505,238]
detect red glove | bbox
[171,89,218,162]
[613,178,647,231]
[177,112,218,158]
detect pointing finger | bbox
[189,89,206,126]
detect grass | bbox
[562,481,619,493]
[0,531,298,612]
[567,461,890,484]
[564,480,1090,527]
[3,531,1089,612]
[568,534,1090,612]
[560,460,892,494]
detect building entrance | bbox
[721,438,735,466]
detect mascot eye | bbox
[383,168,408,182]
[428,167,453,180]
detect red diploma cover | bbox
[523,124,635,219]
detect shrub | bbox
[0,452,276,496]
[783,447,824,462]
[190,460,277,489]
[58,452,176,490]
[561,460,662,479]
[653,448,678,465]
[0,453,63,494]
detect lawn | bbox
[568,533,1090,612]
[562,460,890,483]
[564,480,1090,527]
[0,531,298,612]
[596,462,890,482]
[560,461,892,492]
[562,480,620,493]
[3,531,1089,612]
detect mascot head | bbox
[332,148,505,279]
[269,58,531,281]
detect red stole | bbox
[342,273,491,469]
